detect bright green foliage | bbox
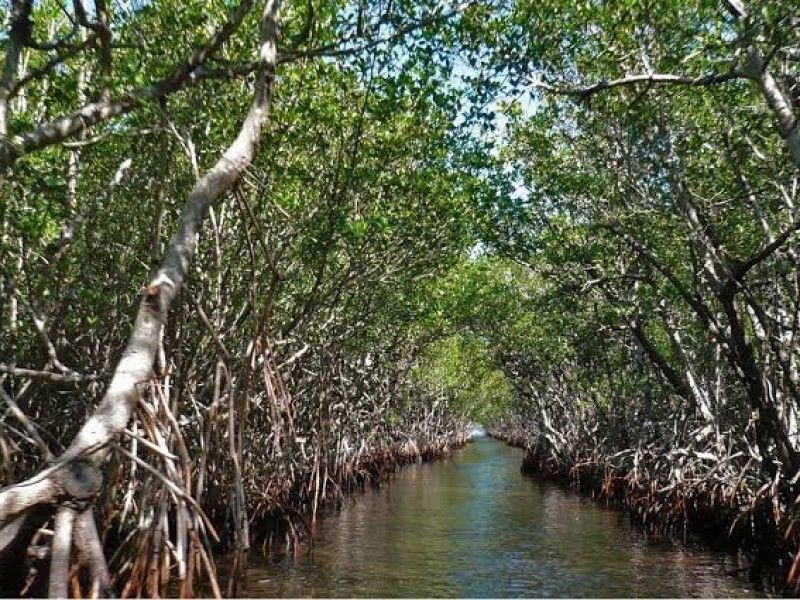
[470,0,800,489]
[414,333,513,423]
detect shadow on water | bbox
[223,438,768,598]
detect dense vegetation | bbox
[2,0,800,596]
[482,0,800,591]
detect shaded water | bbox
[234,437,766,597]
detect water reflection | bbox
[234,438,765,598]
[470,426,487,438]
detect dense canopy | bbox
[2,0,800,595]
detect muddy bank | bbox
[488,426,799,595]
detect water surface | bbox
[236,437,765,597]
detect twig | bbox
[13,289,73,374]
[46,156,132,261]
[121,428,178,462]
[192,297,232,363]
[0,363,98,383]
[0,386,53,460]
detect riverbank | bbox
[94,411,470,597]
[217,436,764,598]
[487,425,798,595]
[211,428,473,597]
[206,426,473,550]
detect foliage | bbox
[4,0,800,594]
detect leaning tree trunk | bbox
[0,0,282,596]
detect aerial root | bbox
[49,506,76,599]
[490,423,798,592]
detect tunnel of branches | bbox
[3,0,800,596]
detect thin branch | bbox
[533,70,744,100]
[278,343,310,370]
[281,1,473,63]
[116,447,218,542]
[2,0,471,173]
[192,298,232,363]
[9,35,97,99]
[1,0,255,173]
[0,364,98,383]
[0,386,53,460]
[197,4,473,80]
[45,156,132,262]
[287,0,314,50]
[11,288,73,374]
[732,215,800,281]
[601,222,720,332]
[121,428,179,462]
[23,0,79,52]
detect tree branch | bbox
[0,1,33,167]
[601,223,715,327]
[0,386,53,461]
[49,506,75,599]
[0,364,98,383]
[1,0,470,174]
[745,47,800,168]
[533,70,744,100]
[73,508,111,597]
[0,0,255,173]
[9,36,96,100]
[732,214,800,281]
[92,0,113,103]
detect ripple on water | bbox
[223,438,767,598]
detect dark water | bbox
[235,437,767,597]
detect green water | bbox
[231,437,766,597]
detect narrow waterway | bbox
[236,437,766,597]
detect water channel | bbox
[233,436,766,597]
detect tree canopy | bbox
[3,0,800,595]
